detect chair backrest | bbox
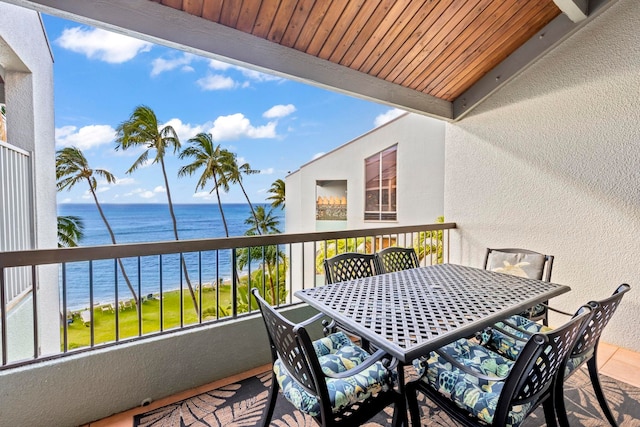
[323,252,381,284]
[375,247,420,273]
[495,305,592,421]
[572,284,630,359]
[484,248,554,281]
[251,288,321,397]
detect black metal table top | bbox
[295,263,571,363]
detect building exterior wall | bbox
[0,3,57,358]
[286,113,446,234]
[445,0,639,352]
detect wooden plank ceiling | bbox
[152,0,561,103]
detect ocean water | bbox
[57,203,284,309]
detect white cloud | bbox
[124,186,164,199]
[263,104,296,119]
[96,176,135,188]
[374,108,406,127]
[161,118,206,143]
[55,125,115,150]
[209,113,277,141]
[208,59,233,71]
[240,68,283,83]
[197,74,237,90]
[193,191,214,200]
[139,191,155,199]
[151,53,196,76]
[261,168,275,175]
[55,27,152,63]
[312,152,326,160]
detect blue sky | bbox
[43,14,405,205]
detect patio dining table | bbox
[295,263,571,425]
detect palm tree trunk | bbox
[266,260,277,304]
[160,159,199,314]
[88,182,138,310]
[212,174,230,237]
[240,182,261,235]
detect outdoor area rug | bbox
[134,368,640,427]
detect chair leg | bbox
[554,376,571,427]
[542,398,558,427]
[587,358,619,426]
[261,370,280,427]
[405,385,421,427]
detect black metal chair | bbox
[251,288,402,427]
[323,252,381,284]
[406,304,592,427]
[482,284,631,427]
[375,247,419,273]
[484,247,554,325]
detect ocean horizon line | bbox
[58,202,275,206]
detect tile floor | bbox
[86,341,640,426]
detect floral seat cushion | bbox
[479,315,552,360]
[483,315,592,375]
[273,332,391,417]
[520,303,546,319]
[413,338,533,427]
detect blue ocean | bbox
[57,203,284,310]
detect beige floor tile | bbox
[597,341,619,368]
[600,347,640,389]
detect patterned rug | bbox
[134,368,640,426]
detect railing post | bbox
[232,248,238,317]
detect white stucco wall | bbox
[0,4,57,358]
[445,0,639,351]
[286,113,446,233]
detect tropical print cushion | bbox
[273,332,391,416]
[520,303,546,319]
[415,338,532,426]
[482,315,551,360]
[565,348,594,375]
[486,251,546,280]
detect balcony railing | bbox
[0,222,455,369]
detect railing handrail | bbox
[0,222,456,268]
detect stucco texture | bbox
[445,0,640,351]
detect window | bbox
[365,145,397,221]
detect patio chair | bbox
[323,252,381,284]
[250,288,402,427]
[407,304,592,427]
[484,247,554,325]
[375,247,419,273]
[479,284,630,427]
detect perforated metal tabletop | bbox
[296,263,570,363]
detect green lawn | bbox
[62,284,259,349]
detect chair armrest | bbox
[324,349,397,379]
[432,348,508,382]
[298,311,329,327]
[545,303,573,316]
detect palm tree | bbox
[267,178,285,209]
[178,132,235,237]
[115,105,199,313]
[55,147,138,305]
[244,205,281,235]
[237,205,285,304]
[224,155,262,234]
[57,215,84,248]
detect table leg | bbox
[392,363,409,427]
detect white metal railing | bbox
[0,140,34,305]
[0,222,455,368]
